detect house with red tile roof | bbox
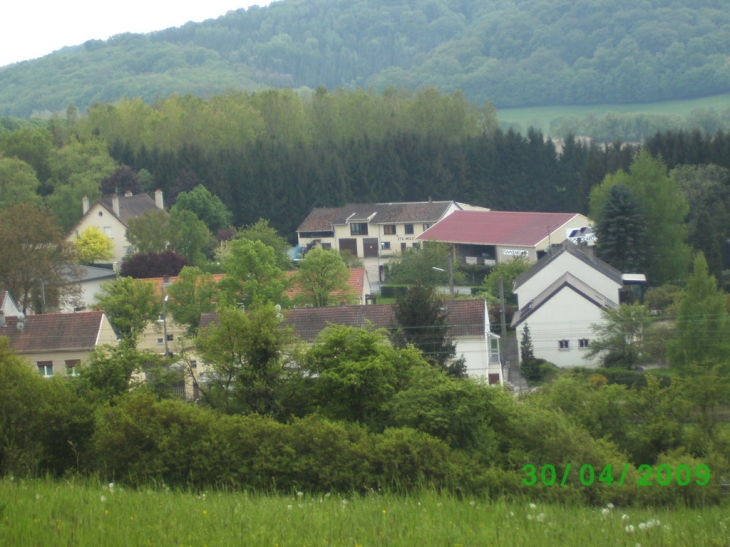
[66,190,167,266]
[286,267,372,305]
[296,201,488,259]
[0,310,118,377]
[417,210,593,266]
[200,299,502,384]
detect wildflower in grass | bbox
[622,514,629,521]
[109,482,115,493]
[625,525,635,533]
[606,503,614,510]
[527,515,534,521]
[382,510,387,515]
[601,508,610,516]
[35,494,41,500]
[203,510,208,516]
[529,503,537,509]
[536,513,545,522]
[100,495,107,502]
[297,491,304,498]
[287,505,292,510]
[104,510,109,515]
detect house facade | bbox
[297,201,487,258]
[0,310,118,377]
[511,242,638,368]
[60,265,118,313]
[417,210,593,266]
[66,190,166,265]
[283,300,501,382]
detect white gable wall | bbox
[515,252,621,306]
[518,286,604,368]
[67,202,131,264]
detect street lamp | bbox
[161,276,172,356]
[431,255,454,298]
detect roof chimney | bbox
[82,195,90,215]
[155,189,164,210]
[0,311,4,328]
[124,190,133,197]
[112,194,120,217]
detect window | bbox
[103,226,112,237]
[350,223,368,236]
[321,243,332,250]
[579,338,590,349]
[404,224,414,235]
[423,223,432,231]
[65,359,80,377]
[558,340,570,351]
[401,243,407,251]
[383,225,396,235]
[167,334,174,342]
[157,337,164,345]
[412,242,421,250]
[381,241,391,250]
[37,361,53,377]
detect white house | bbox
[66,190,166,265]
[60,265,118,313]
[275,299,502,383]
[511,241,643,368]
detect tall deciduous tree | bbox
[166,266,219,336]
[586,303,653,369]
[126,209,213,264]
[95,277,161,348]
[172,185,232,233]
[589,151,690,285]
[73,226,114,264]
[0,203,79,313]
[119,251,192,279]
[235,218,292,269]
[294,247,351,307]
[594,184,648,273]
[669,253,730,371]
[195,304,291,415]
[391,285,466,377]
[218,239,289,308]
[0,157,42,209]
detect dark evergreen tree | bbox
[390,285,466,378]
[519,324,541,382]
[595,185,648,273]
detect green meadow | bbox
[498,93,730,135]
[1,478,728,547]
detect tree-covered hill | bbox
[2,0,730,117]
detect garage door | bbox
[363,238,379,258]
[338,238,358,256]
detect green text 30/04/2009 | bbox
[522,463,710,487]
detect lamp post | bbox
[431,254,454,298]
[161,276,172,356]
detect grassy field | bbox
[497,93,730,135]
[1,478,729,547]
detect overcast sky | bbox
[1,1,275,68]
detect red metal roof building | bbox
[417,210,592,265]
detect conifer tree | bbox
[519,324,541,382]
[595,184,648,273]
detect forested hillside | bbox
[2,0,730,117]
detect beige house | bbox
[297,201,487,259]
[66,190,166,266]
[0,310,118,377]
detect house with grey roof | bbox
[200,299,503,384]
[66,190,166,265]
[296,201,486,259]
[511,241,645,368]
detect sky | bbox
[0,1,275,68]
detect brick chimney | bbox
[155,189,164,210]
[124,190,133,197]
[112,194,120,217]
[82,195,90,215]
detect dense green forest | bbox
[4,86,730,253]
[2,0,730,117]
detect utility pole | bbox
[499,277,507,365]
